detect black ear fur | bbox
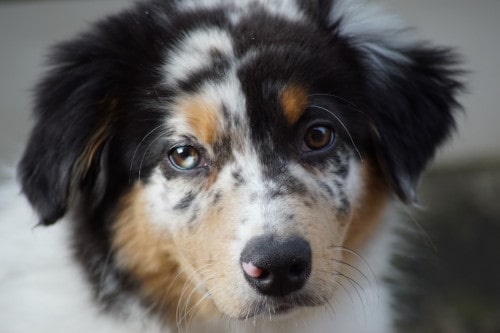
[365,47,464,202]
[18,2,177,225]
[17,40,114,226]
[321,0,465,202]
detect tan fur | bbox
[280,85,309,125]
[345,161,389,250]
[112,185,217,326]
[74,98,118,179]
[177,96,222,145]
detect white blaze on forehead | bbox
[163,28,235,88]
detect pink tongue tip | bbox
[242,261,264,278]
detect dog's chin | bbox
[237,304,294,320]
[230,296,322,320]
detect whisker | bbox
[159,263,210,315]
[329,274,356,305]
[182,285,222,332]
[329,246,379,289]
[402,208,438,253]
[153,86,167,105]
[129,124,165,183]
[309,104,363,161]
[331,257,371,284]
[334,271,367,304]
[176,270,202,329]
[308,93,361,111]
[175,264,216,330]
[180,270,217,321]
[324,297,337,319]
[137,134,166,181]
[334,271,368,324]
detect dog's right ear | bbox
[17,37,117,226]
[18,3,180,226]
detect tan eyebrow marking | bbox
[281,85,309,125]
[177,96,222,145]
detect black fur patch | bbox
[174,192,197,211]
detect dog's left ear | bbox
[365,47,464,203]
[322,0,465,202]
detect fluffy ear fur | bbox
[17,38,115,226]
[17,4,172,226]
[17,3,180,226]
[365,47,463,202]
[326,0,464,202]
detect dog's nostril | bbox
[289,263,305,278]
[240,235,312,297]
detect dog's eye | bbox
[168,146,201,170]
[303,125,335,151]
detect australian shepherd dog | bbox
[0,0,463,332]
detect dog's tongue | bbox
[242,262,264,278]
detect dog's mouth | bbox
[235,295,320,319]
[264,303,298,317]
[237,304,294,320]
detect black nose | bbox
[240,235,312,297]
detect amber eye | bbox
[303,125,335,151]
[168,146,201,170]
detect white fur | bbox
[163,28,235,89]
[0,178,164,333]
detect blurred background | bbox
[0,0,498,332]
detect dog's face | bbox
[18,0,462,326]
[111,25,377,319]
[112,58,372,318]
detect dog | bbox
[0,0,463,332]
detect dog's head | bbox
[18,0,463,325]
